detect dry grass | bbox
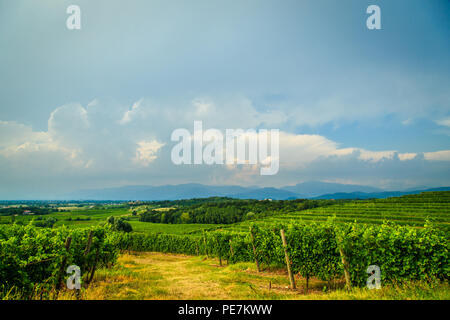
[69,252,332,300]
[53,252,449,300]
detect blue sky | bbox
[0,0,449,198]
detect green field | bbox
[61,252,450,300]
[228,191,450,233]
[0,207,131,228]
[2,191,449,234]
[128,221,223,234]
[1,191,449,300]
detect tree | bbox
[32,217,57,228]
[106,216,132,233]
[107,216,115,225]
[114,218,133,232]
[180,212,190,223]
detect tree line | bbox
[138,198,339,224]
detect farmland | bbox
[231,191,450,232]
[3,191,448,232]
[0,191,449,299]
[56,252,450,300]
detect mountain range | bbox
[309,187,450,200]
[62,181,450,201]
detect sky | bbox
[0,0,449,199]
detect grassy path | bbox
[83,252,308,299]
[73,252,448,300]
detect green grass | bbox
[2,191,449,234]
[0,206,226,234]
[230,191,450,232]
[51,252,449,300]
[1,192,449,300]
[0,207,132,228]
[129,221,223,235]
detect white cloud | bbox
[424,150,450,161]
[0,121,49,148]
[436,118,450,127]
[277,133,404,166]
[0,96,449,197]
[134,140,165,166]
[398,153,417,161]
[401,118,414,126]
[119,99,143,125]
[357,150,396,162]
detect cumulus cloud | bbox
[0,96,449,198]
[0,121,50,149]
[424,150,450,161]
[398,153,417,161]
[436,118,450,127]
[134,140,165,166]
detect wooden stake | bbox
[79,230,94,292]
[229,239,234,263]
[338,246,352,291]
[55,236,72,293]
[280,229,296,289]
[214,235,222,266]
[87,248,100,286]
[306,276,309,293]
[203,230,208,258]
[249,226,261,272]
[84,231,93,255]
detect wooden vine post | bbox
[338,246,352,291]
[81,230,94,290]
[214,236,222,266]
[84,230,94,256]
[280,229,296,289]
[249,226,261,272]
[55,236,72,298]
[229,239,234,264]
[203,230,208,258]
[87,248,100,286]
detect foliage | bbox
[32,217,58,228]
[0,206,56,216]
[1,191,448,296]
[114,220,449,287]
[139,198,335,224]
[107,216,133,233]
[336,221,449,286]
[0,224,119,298]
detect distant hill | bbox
[311,187,450,200]
[62,181,450,201]
[64,183,252,201]
[281,181,383,197]
[230,187,300,200]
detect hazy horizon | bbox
[1,0,449,199]
[2,180,449,201]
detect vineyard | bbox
[0,191,449,299]
[113,220,449,289]
[0,224,118,298]
[230,191,450,232]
